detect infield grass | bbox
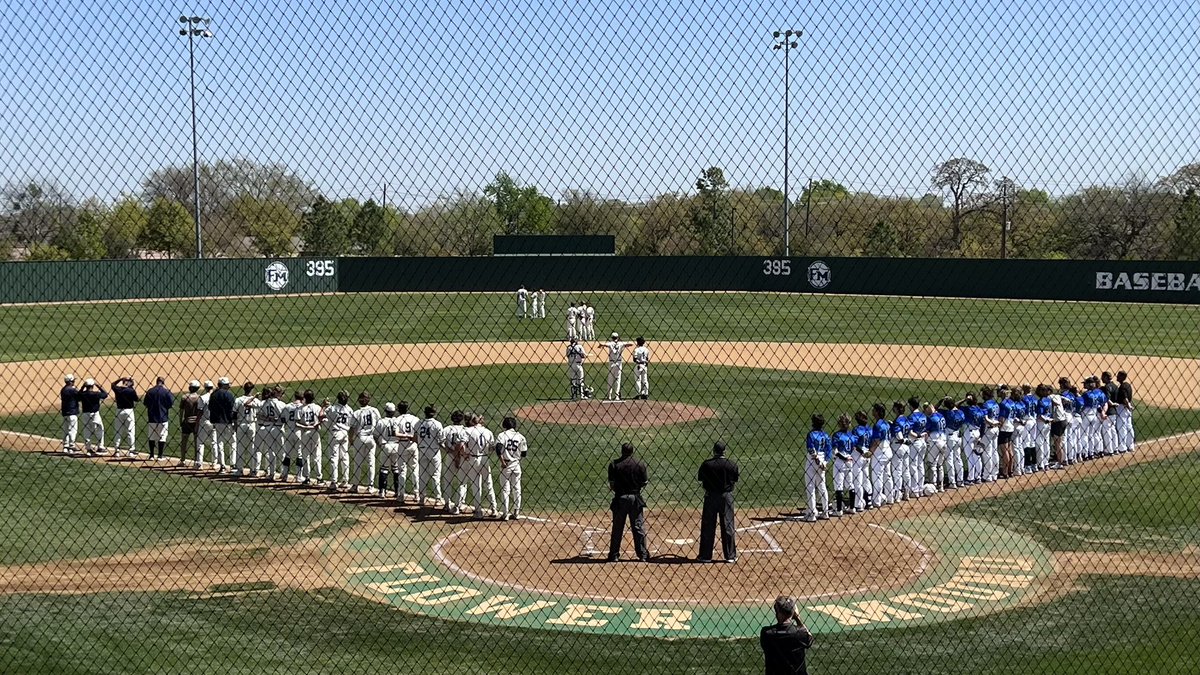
[2,292,1197,361]
[0,575,1197,675]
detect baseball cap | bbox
[218,377,230,386]
[84,378,95,387]
[64,374,75,383]
[611,332,619,339]
[188,379,201,389]
[204,380,214,389]
[384,402,397,413]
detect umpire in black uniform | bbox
[606,442,649,562]
[697,441,739,562]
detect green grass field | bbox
[2,292,1198,361]
[2,291,1199,673]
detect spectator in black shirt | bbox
[696,441,739,563]
[761,595,815,675]
[606,442,649,562]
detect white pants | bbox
[380,442,400,473]
[983,429,999,480]
[351,436,377,490]
[634,364,649,397]
[212,423,235,469]
[945,432,963,487]
[300,429,323,481]
[235,424,257,472]
[965,429,983,482]
[927,434,946,491]
[62,415,79,450]
[805,458,829,516]
[567,320,576,340]
[568,363,585,398]
[832,457,854,492]
[442,452,459,507]
[851,453,867,509]
[196,421,215,464]
[909,438,926,492]
[148,421,169,444]
[328,430,350,486]
[459,455,498,513]
[530,297,540,318]
[871,442,892,506]
[417,448,442,503]
[1036,423,1051,469]
[585,321,595,340]
[500,463,522,516]
[1116,406,1135,452]
[1065,416,1079,461]
[397,442,419,497]
[256,427,284,476]
[517,298,527,317]
[112,409,136,450]
[891,442,909,500]
[1082,411,1100,458]
[606,362,623,399]
[1101,416,1117,455]
[538,300,546,318]
[82,412,105,450]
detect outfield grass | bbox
[5,365,1197,514]
[0,575,1197,674]
[1,292,1197,361]
[954,451,1200,553]
[0,451,358,565]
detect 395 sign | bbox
[762,259,792,276]
[306,259,336,277]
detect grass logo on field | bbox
[808,260,831,289]
[265,261,290,291]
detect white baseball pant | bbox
[1116,407,1135,452]
[634,364,649,398]
[328,430,350,487]
[926,434,946,492]
[212,423,235,470]
[350,435,377,491]
[964,429,982,482]
[500,463,522,516]
[566,320,576,340]
[417,448,442,503]
[397,442,419,499]
[606,362,623,400]
[1011,424,1025,477]
[1025,418,1038,467]
[871,442,892,506]
[909,438,926,493]
[1082,411,1100,458]
[569,363,584,399]
[300,429,322,481]
[945,431,963,488]
[851,452,867,510]
[891,441,909,501]
[1036,422,1051,469]
[280,430,303,480]
[805,457,829,517]
[442,451,459,509]
[82,412,105,451]
[196,421,215,465]
[1101,416,1117,455]
[983,428,999,481]
[61,415,79,451]
[458,455,497,515]
[234,424,257,473]
[517,297,527,318]
[112,409,136,451]
[256,427,283,476]
[147,421,169,444]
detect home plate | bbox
[664,538,695,546]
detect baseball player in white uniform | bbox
[601,333,633,401]
[632,337,650,400]
[322,391,354,492]
[280,391,304,482]
[495,416,528,520]
[566,337,587,400]
[460,414,499,519]
[529,288,540,319]
[77,378,108,454]
[583,302,596,340]
[517,286,529,318]
[566,303,579,340]
[233,383,260,477]
[110,377,139,456]
[349,392,381,494]
[441,410,469,514]
[392,402,421,503]
[297,390,324,485]
[537,289,547,318]
[374,403,402,497]
[415,405,445,508]
[868,404,893,507]
[255,388,286,479]
[196,381,215,468]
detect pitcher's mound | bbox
[516,399,716,429]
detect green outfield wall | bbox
[2,256,1198,304]
[0,258,337,303]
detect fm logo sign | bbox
[265,261,290,291]
[807,261,831,289]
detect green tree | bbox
[51,202,107,259]
[25,243,72,261]
[1171,189,1200,260]
[628,193,696,255]
[863,220,901,257]
[141,197,192,257]
[690,167,734,254]
[301,197,353,256]
[105,197,147,258]
[351,199,391,255]
[931,157,992,252]
[484,172,555,234]
[232,196,299,257]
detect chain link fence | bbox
[1,2,1198,674]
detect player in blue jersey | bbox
[868,403,893,507]
[851,411,872,512]
[804,414,832,521]
[1081,377,1103,460]
[981,387,1001,482]
[890,401,911,502]
[961,394,984,484]
[998,388,1019,479]
[924,402,946,493]
[1022,384,1039,473]
[1035,384,1054,471]
[906,397,928,497]
[830,415,855,516]
[941,397,965,489]
[1058,378,1078,464]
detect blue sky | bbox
[2,0,1198,208]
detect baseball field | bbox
[1,291,1197,674]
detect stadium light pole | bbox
[178,15,213,259]
[773,29,801,257]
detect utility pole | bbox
[178,15,213,259]
[804,177,813,240]
[1000,178,1011,260]
[772,29,801,257]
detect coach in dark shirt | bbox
[606,442,649,562]
[697,441,739,562]
[761,596,815,675]
[209,378,236,425]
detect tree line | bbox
[4,158,1200,261]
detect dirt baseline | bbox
[516,399,717,428]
